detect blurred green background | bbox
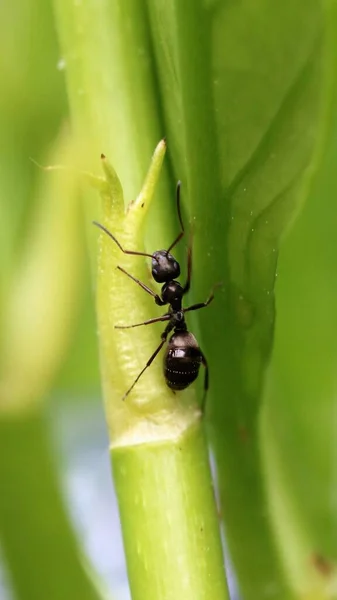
[1,1,337,599]
[0,2,106,599]
[0,0,100,394]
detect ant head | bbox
[151,250,180,283]
[161,280,183,305]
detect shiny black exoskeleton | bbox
[93,182,217,410]
[165,330,204,391]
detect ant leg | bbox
[184,283,222,313]
[122,340,166,400]
[200,352,209,412]
[183,236,192,294]
[117,266,165,306]
[122,322,173,401]
[115,314,171,329]
[93,221,154,259]
[165,181,191,293]
[166,181,185,253]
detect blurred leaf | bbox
[0,3,110,599]
[0,131,84,412]
[261,121,337,596]
[0,412,109,600]
[0,126,108,598]
[0,0,67,263]
[56,273,100,393]
[0,0,99,395]
[147,1,337,597]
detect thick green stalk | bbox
[112,423,226,600]
[53,3,229,598]
[95,144,229,599]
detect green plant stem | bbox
[53,2,229,597]
[0,410,106,600]
[112,421,228,600]
[94,144,229,599]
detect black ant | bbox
[93,182,218,411]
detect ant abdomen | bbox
[164,331,202,391]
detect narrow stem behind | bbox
[0,410,106,600]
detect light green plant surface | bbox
[1,0,337,599]
[0,2,105,599]
[0,125,107,599]
[89,144,229,598]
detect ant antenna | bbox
[93,221,154,259]
[166,181,185,254]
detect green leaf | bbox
[147,1,337,597]
[0,131,107,600]
[261,120,337,597]
[0,132,84,413]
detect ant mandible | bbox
[93,182,218,411]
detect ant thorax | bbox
[161,280,184,309]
